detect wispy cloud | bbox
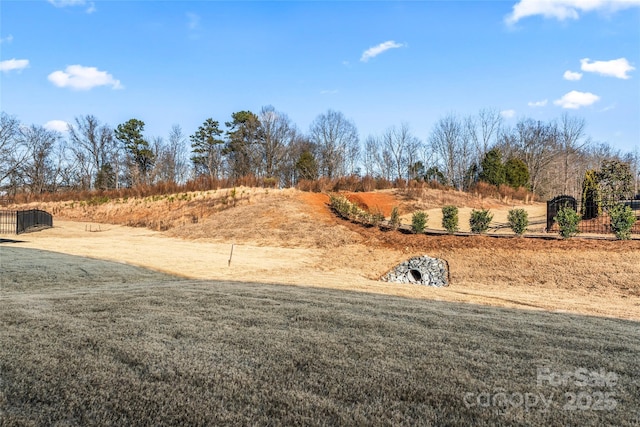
[0,34,13,44]
[48,0,96,14]
[48,65,123,90]
[500,109,516,119]
[505,0,640,25]
[528,99,548,107]
[320,89,339,95]
[186,12,202,39]
[563,70,582,81]
[580,58,635,79]
[186,12,200,30]
[360,40,404,62]
[554,90,600,109]
[44,120,70,133]
[0,59,29,72]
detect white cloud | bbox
[554,90,600,109]
[320,89,339,95]
[48,65,123,90]
[580,57,635,79]
[0,34,13,44]
[44,120,70,133]
[506,0,640,25]
[360,40,404,62]
[528,99,548,107]
[48,0,96,13]
[500,109,516,119]
[48,0,85,6]
[563,70,583,81]
[0,58,29,72]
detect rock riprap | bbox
[380,256,449,287]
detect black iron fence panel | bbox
[546,195,577,231]
[0,210,53,234]
[547,197,640,234]
[16,210,53,234]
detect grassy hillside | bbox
[1,248,638,426]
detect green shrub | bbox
[329,194,351,219]
[507,208,529,236]
[609,203,637,240]
[469,209,493,234]
[411,211,428,234]
[389,206,400,230]
[554,206,580,239]
[442,205,459,234]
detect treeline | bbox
[1,107,638,200]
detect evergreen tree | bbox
[504,157,530,188]
[580,169,601,219]
[479,148,505,186]
[115,119,154,185]
[190,118,225,179]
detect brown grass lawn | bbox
[1,248,639,426]
[2,188,640,425]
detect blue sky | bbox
[1,0,639,152]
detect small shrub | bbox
[389,206,400,229]
[442,205,459,234]
[368,209,385,227]
[329,194,352,219]
[469,209,493,234]
[554,206,580,239]
[609,203,637,240]
[507,208,529,236]
[411,211,428,234]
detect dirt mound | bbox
[167,191,362,248]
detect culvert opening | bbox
[408,269,422,282]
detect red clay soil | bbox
[344,192,398,217]
[298,192,332,221]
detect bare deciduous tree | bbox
[68,115,116,190]
[558,113,589,195]
[429,114,465,188]
[258,106,297,182]
[310,110,359,178]
[0,112,27,191]
[508,119,559,196]
[19,125,59,194]
[381,123,422,182]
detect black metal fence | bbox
[547,196,640,234]
[0,209,53,234]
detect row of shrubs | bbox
[330,194,637,240]
[329,194,530,236]
[405,206,529,236]
[328,194,385,227]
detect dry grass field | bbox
[2,187,639,425]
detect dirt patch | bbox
[344,191,398,216]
